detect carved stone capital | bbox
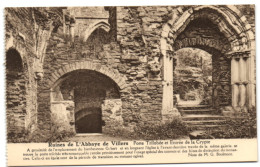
[64,10,76,26]
[225,49,251,59]
[33,59,44,81]
[148,60,162,75]
[35,72,44,81]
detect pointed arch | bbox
[161,5,255,115]
[83,21,111,42]
[161,5,254,55]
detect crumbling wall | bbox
[5,6,255,138]
[5,8,38,135]
[38,7,165,134]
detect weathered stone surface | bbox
[5,6,255,139]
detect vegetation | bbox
[7,120,75,143]
[104,118,192,140]
[205,107,257,139]
[174,48,212,104]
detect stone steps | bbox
[182,114,226,121]
[179,105,226,130]
[181,109,218,115]
[178,105,211,110]
[184,120,225,125]
[190,124,225,130]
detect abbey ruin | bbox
[5,5,255,139]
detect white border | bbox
[0,0,259,167]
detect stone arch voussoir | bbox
[48,61,126,90]
[160,5,254,55]
[174,37,228,53]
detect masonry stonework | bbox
[5,5,255,138]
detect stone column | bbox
[246,49,255,108]
[70,23,75,41]
[229,50,251,111]
[239,55,247,107]
[231,57,239,108]
[69,16,76,42]
[162,52,174,114]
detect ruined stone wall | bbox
[237,5,255,32]
[5,6,255,137]
[37,29,125,132]
[117,5,255,113]
[38,7,167,133]
[117,6,174,123]
[5,8,38,134]
[6,57,27,133]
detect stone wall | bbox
[6,49,27,133]
[5,6,256,137]
[5,8,38,134]
[37,7,166,134]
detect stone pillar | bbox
[231,57,239,108]
[239,83,246,107]
[239,56,247,107]
[246,49,255,108]
[70,23,75,41]
[162,52,174,114]
[69,16,76,42]
[229,50,251,111]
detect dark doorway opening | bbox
[55,69,120,134]
[75,108,102,133]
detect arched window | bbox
[6,48,23,76]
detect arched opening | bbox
[6,49,23,75]
[6,48,26,133]
[84,28,111,59]
[161,8,245,118]
[173,18,231,110]
[51,69,121,134]
[86,27,110,45]
[174,48,213,106]
[75,108,102,133]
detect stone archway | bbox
[48,61,126,90]
[173,18,232,110]
[6,48,27,134]
[161,6,255,116]
[48,61,125,134]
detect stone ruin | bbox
[5,5,255,137]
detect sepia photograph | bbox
[2,1,258,166]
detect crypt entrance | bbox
[161,7,255,118]
[50,69,121,134]
[168,17,232,114]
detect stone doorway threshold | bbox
[75,133,103,137]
